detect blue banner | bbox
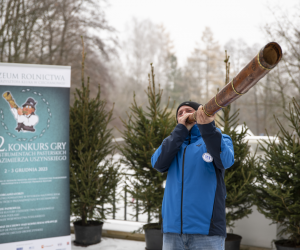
[0,63,71,247]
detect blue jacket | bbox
[151,122,234,237]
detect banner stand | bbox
[0,63,71,250]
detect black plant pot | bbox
[74,220,104,246]
[143,223,163,250]
[225,233,242,250]
[275,240,300,250]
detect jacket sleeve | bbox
[151,124,189,173]
[197,121,234,170]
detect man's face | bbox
[177,105,195,122]
[23,105,35,115]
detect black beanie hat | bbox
[176,101,201,122]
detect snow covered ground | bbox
[71,235,146,250]
[102,219,145,232]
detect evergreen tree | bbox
[254,98,300,246]
[217,51,257,230]
[119,64,176,227]
[69,39,120,226]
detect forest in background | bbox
[1,0,299,137]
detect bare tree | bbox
[120,19,173,90]
[263,3,300,107]
[251,3,300,134]
[0,0,117,103]
[107,18,175,137]
[167,53,185,105]
[224,37,293,135]
[0,0,48,62]
[224,39,249,113]
[182,44,203,103]
[200,27,223,103]
[177,27,223,107]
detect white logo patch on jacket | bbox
[202,152,213,162]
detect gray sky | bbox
[106,0,298,65]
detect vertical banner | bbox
[0,63,71,250]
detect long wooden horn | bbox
[3,91,19,109]
[187,42,282,123]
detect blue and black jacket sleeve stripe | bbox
[151,124,189,173]
[197,121,234,170]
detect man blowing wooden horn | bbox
[151,42,282,250]
[151,100,234,250]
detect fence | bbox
[105,170,149,223]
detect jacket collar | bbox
[184,124,201,144]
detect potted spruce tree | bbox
[69,39,120,246]
[254,98,300,250]
[118,64,176,250]
[217,52,257,250]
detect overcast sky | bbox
[105,0,298,65]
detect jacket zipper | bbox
[181,147,186,234]
[181,131,191,234]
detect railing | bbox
[105,182,147,222]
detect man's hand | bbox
[196,105,215,124]
[17,108,23,115]
[178,113,196,131]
